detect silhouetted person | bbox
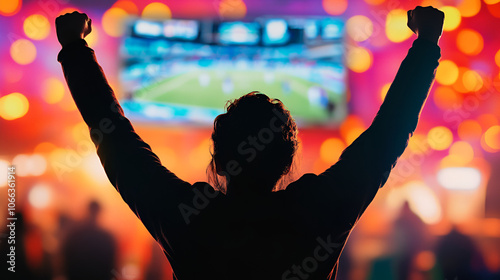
[61,201,117,280]
[55,7,444,279]
[434,228,484,280]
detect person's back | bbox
[55,7,444,279]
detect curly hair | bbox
[208,91,299,193]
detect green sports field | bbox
[134,69,344,123]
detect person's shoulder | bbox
[283,173,318,192]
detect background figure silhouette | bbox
[62,200,117,280]
[434,228,485,280]
[55,6,444,280]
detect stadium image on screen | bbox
[119,17,347,126]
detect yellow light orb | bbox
[346,15,373,42]
[435,60,459,85]
[484,125,500,150]
[427,126,453,151]
[380,83,391,101]
[433,86,459,110]
[142,2,172,19]
[0,0,21,16]
[320,138,346,164]
[0,92,29,120]
[449,141,474,165]
[85,24,98,47]
[10,39,36,65]
[458,0,481,17]
[113,0,139,15]
[23,14,50,40]
[408,134,429,155]
[495,49,500,67]
[462,70,483,92]
[457,29,483,55]
[102,7,128,37]
[219,0,247,19]
[43,78,65,104]
[346,46,372,73]
[458,120,482,140]
[441,6,461,31]
[485,0,500,4]
[386,9,413,43]
[323,0,348,15]
[453,67,471,93]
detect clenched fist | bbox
[56,11,92,47]
[407,6,445,44]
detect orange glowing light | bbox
[0,92,29,120]
[462,70,483,92]
[102,7,128,37]
[323,0,348,15]
[380,83,391,101]
[441,6,461,31]
[427,126,453,151]
[485,0,500,4]
[449,141,474,165]
[405,181,442,224]
[10,39,36,65]
[85,24,98,47]
[484,125,500,150]
[142,2,172,19]
[219,0,247,19]
[340,115,365,145]
[435,60,459,85]
[408,134,429,155]
[364,0,385,5]
[488,2,500,18]
[458,120,482,140]
[320,138,346,164]
[58,7,81,15]
[0,0,21,16]
[457,29,483,55]
[346,15,373,42]
[458,0,481,17]
[452,67,471,93]
[414,251,436,271]
[346,46,372,73]
[478,114,499,129]
[386,9,413,43]
[34,142,58,154]
[113,0,139,15]
[495,49,500,67]
[23,14,50,40]
[43,78,65,104]
[433,86,459,110]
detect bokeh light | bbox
[43,78,65,104]
[405,181,442,224]
[142,2,172,19]
[113,0,139,15]
[495,49,500,67]
[13,154,47,176]
[435,60,459,85]
[340,115,365,145]
[219,0,247,19]
[346,46,372,73]
[433,86,459,110]
[0,92,29,120]
[449,141,474,165]
[453,67,472,93]
[10,39,36,65]
[102,7,128,37]
[323,0,348,15]
[458,120,483,140]
[427,126,453,151]
[346,15,373,42]
[437,167,482,190]
[0,0,21,16]
[320,138,346,164]
[380,83,391,101]
[458,0,482,17]
[441,6,462,31]
[0,159,8,187]
[385,9,413,43]
[414,251,436,271]
[363,0,385,5]
[28,184,52,209]
[485,0,500,4]
[457,29,484,55]
[408,134,429,155]
[462,70,483,92]
[484,125,500,150]
[23,14,50,40]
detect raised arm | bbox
[291,7,444,227]
[56,12,193,232]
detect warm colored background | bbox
[1,0,500,279]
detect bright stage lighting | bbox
[437,167,482,190]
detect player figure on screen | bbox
[56,7,444,280]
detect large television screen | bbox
[119,17,347,126]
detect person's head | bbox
[208,92,299,194]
